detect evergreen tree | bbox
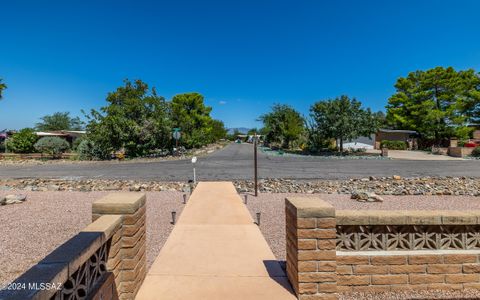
[386,67,480,145]
[0,78,6,100]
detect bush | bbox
[72,136,85,151]
[34,137,70,158]
[380,140,407,150]
[472,147,480,157]
[76,139,107,160]
[7,128,38,153]
[76,139,95,160]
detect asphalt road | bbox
[0,143,479,181]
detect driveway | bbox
[387,150,465,160]
[0,143,479,181]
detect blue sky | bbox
[1,0,480,130]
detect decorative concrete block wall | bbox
[0,214,123,300]
[286,198,480,299]
[93,193,147,300]
[286,198,337,300]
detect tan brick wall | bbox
[336,253,480,292]
[286,200,480,299]
[286,197,337,300]
[93,193,147,300]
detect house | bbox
[374,129,418,150]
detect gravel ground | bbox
[0,190,185,286]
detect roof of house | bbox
[379,129,418,134]
[35,130,86,137]
[35,132,69,137]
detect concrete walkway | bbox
[135,182,295,300]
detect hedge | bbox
[380,140,407,150]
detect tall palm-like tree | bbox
[0,78,6,99]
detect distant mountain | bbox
[227,127,250,134]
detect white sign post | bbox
[191,156,197,184]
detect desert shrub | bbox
[34,137,70,157]
[76,139,95,160]
[72,135,85,151]
[380,140,407,150]
[472,147,480,157]
[76,139,107,160]
[7,128,38,153]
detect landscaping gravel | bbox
[0,190,185,286]
[2,176,478,196]
[236,177,480,196]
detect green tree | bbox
[34,137,70,158]
[171,93,216,148]
[36,112,84,131]
[7,128,38,153]
[210,119,227,141]
[372,111,387,128]
[0,78,6,99]
[85,79,171,158]
[386,67,480,145]
[310,95,378,152]
[247,128,258,135]
[259,104,305,149]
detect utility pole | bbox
[254,133,258,197]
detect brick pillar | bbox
[92,193,147,300]
[450,138,458,147]
[286,197,337,300]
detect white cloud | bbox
[219,100,227,105]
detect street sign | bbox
[173,131,181,140]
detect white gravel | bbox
[0,190,185,286]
